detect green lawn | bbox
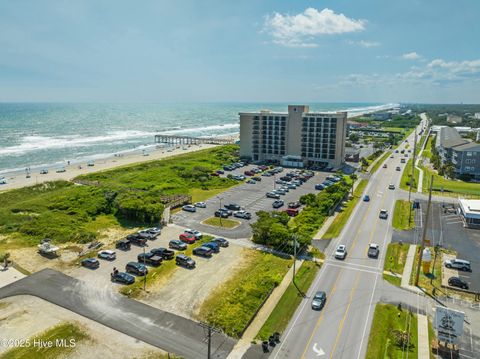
[383,243,409,282]
[392,200,415,230]
[409,246,450,296]
[198,251,292,338]
[420,165,480,197]
[370,151,392,174]
[421,135,434,160]
[0,322,89,359]
[400,159,420,192]
[366,304,419,359]
[322,179,367,239]
[202,217,240,228]
[256,260,321,341]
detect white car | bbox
[185,229,203,240]
[335,245,347,260]
[379,209,388,219]
[233,210,252,219]
[182,205,196,212]
[195,202,207,208]
[388,184,395,190]
[98,250,116,261]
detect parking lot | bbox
[173,164,329,239]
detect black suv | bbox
[448,277,469,290]
[151,247,175,260]
[193,246,213,257]
[111,271,135,285]
[224,203,241,211]
[212,237,229,247]
[215,209,230,218]
[137,252,163,267]
[125,262,148,276]
[176,254,196,268]
[115,239,131,251]
[126,234,147,246]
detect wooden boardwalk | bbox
[154,134,236,145]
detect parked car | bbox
[444,259,471,272]
[203,242,220,253]
[40,169,49,174]
[280,186,289,192]
[144,227,162,237]
[225,203,241,211]
[216,169,224,174]
[179,233,196,244]
[150,247,175,260]
[185,228,203,240]
[232,174,245,181]
[115,239,131,251]
[81,258,100,269]
[246,179,256,184]
[311,291,327,310]
[212,237,229,247]
[285,208,299,217]
[335,245,347,260]
[215,209,230,218]
[98,250,116,261]
[176,254,196,268]
[234,210,252,219]
[182,204,197,212]
[56,167,66,173]
[111,271,135,284]
[244,170,254,176]
[363,195,370,202]
[367,244,380,258]
[125,262,148,276]
[315,184,325,190]
[272,200,284,208]
[448,277,469,290]
[138,231,156,240]
[195,202,207,208]
[193,246,213,257]
[210,172,220,177]
[137,252,163,266]
[288,202,301,209]
[287,183,297,189]
[126,234,147,246]
[275,188,286,195]
[388,184,395,190]
[379,209,388,219]
[169,239,188,251]
[266,191,280,199]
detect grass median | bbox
[322,179,367,240]
[400,159,420,192]
[197,251,292,338]
[256,260,321,341]
[202,217,240,228]
[392,200,415,231]
[370,151,392,174]
[383,243,409,287]
[366,303,419,359]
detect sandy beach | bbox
[0,143,224,192]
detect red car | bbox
[244,170,254,176]
[210,172,220,176]
[285,208,299,217]
[179,233,196,244]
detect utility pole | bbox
[143,245,147,291]
[198,322,220,359]
[292,234,297,284]
[218,196,223,227]
[408,128,418,226]
[415,174,434,286]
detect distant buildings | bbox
[239,105,347,169]
[435,127,480,179]
[446,114,462,124]
[458,199,480,228]
[474,113,480,120]
[371,112,391,121]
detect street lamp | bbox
[217,196,224,227]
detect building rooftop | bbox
[453,141,480,152]
[436,126,469,149]
[459,199,480,219]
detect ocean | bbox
[0,102,397,174]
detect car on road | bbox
[335,245,347,260]
[272,200,284,208]
[363,195,370,202]
[185,228,203,240]
[193,246,213,257]
[388,184,395,190]
[396,166,401,171]
[383,164,387,168]
[203,242,220,253]
[234,210,252,219]
[182,204,197,212]
[288,202,301,209]
[448,277,469,290]
[137,252,163,266]
[126,234,147,246]
[125,262,148,276]
[179,233,196,244]
[225,203,241,211]
[215,209,230,218]
[176,254,196,268]
[195,202,207,208]
[98,250,116,261]
[400,158,406,163]
[111,271,135,284]
[169,239,187,251]
[81,258,100,269]
[266,191,280,199]
[212,237,229,247]
[379,209,388,219]
[444,258,471,272]
[151,247,175,260]
[311,291,327,310]
[115,239,131,251]
[367,244,380,258]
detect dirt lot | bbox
[0,295,166,358]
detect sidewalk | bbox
[417,313,430,358]
[401,244,423,294]
[227,259,302,359]
[0,265,26,288]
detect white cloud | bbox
[347,40,380,48]
[264,8,366,47]
[402,52,421,60]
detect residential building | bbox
[458,199,480,228]
[239,105,347,169]
[474,113,480,120]
[446,114,462,124]
[435,126,480,179]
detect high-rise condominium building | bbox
[239,105,347,168]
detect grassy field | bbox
[392,200,415,231]
[420,164,480,197]
[198,251,292,338]
[256,260,320,341]
[400,159,420,192]
[369,151,391,174]
[366,303,419,359]
[409,246,450,295]
[120,236,213,298]
[0,322,89,359]
[322,179,368,239]
[383,243,409,287]
[421,135,434,160]
[202,217,240,228]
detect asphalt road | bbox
[272,121,426,359]
[173,166,328,239]
[0,269,236,359]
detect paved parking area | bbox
[173,165,329,239]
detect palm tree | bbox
[349,173,358,195]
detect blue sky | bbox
[0,0,479,103]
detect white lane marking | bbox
[312,343,325,356]
[325,262,380,275]
[325,260,379,271]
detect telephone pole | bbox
[408,128,417,225]
[198,322,220,359]
[415,174,434,286]
[292,234,298,284]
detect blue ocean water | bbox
[0,102,396,174]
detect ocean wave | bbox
[346,103,400,117]
[159,123,239,135]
